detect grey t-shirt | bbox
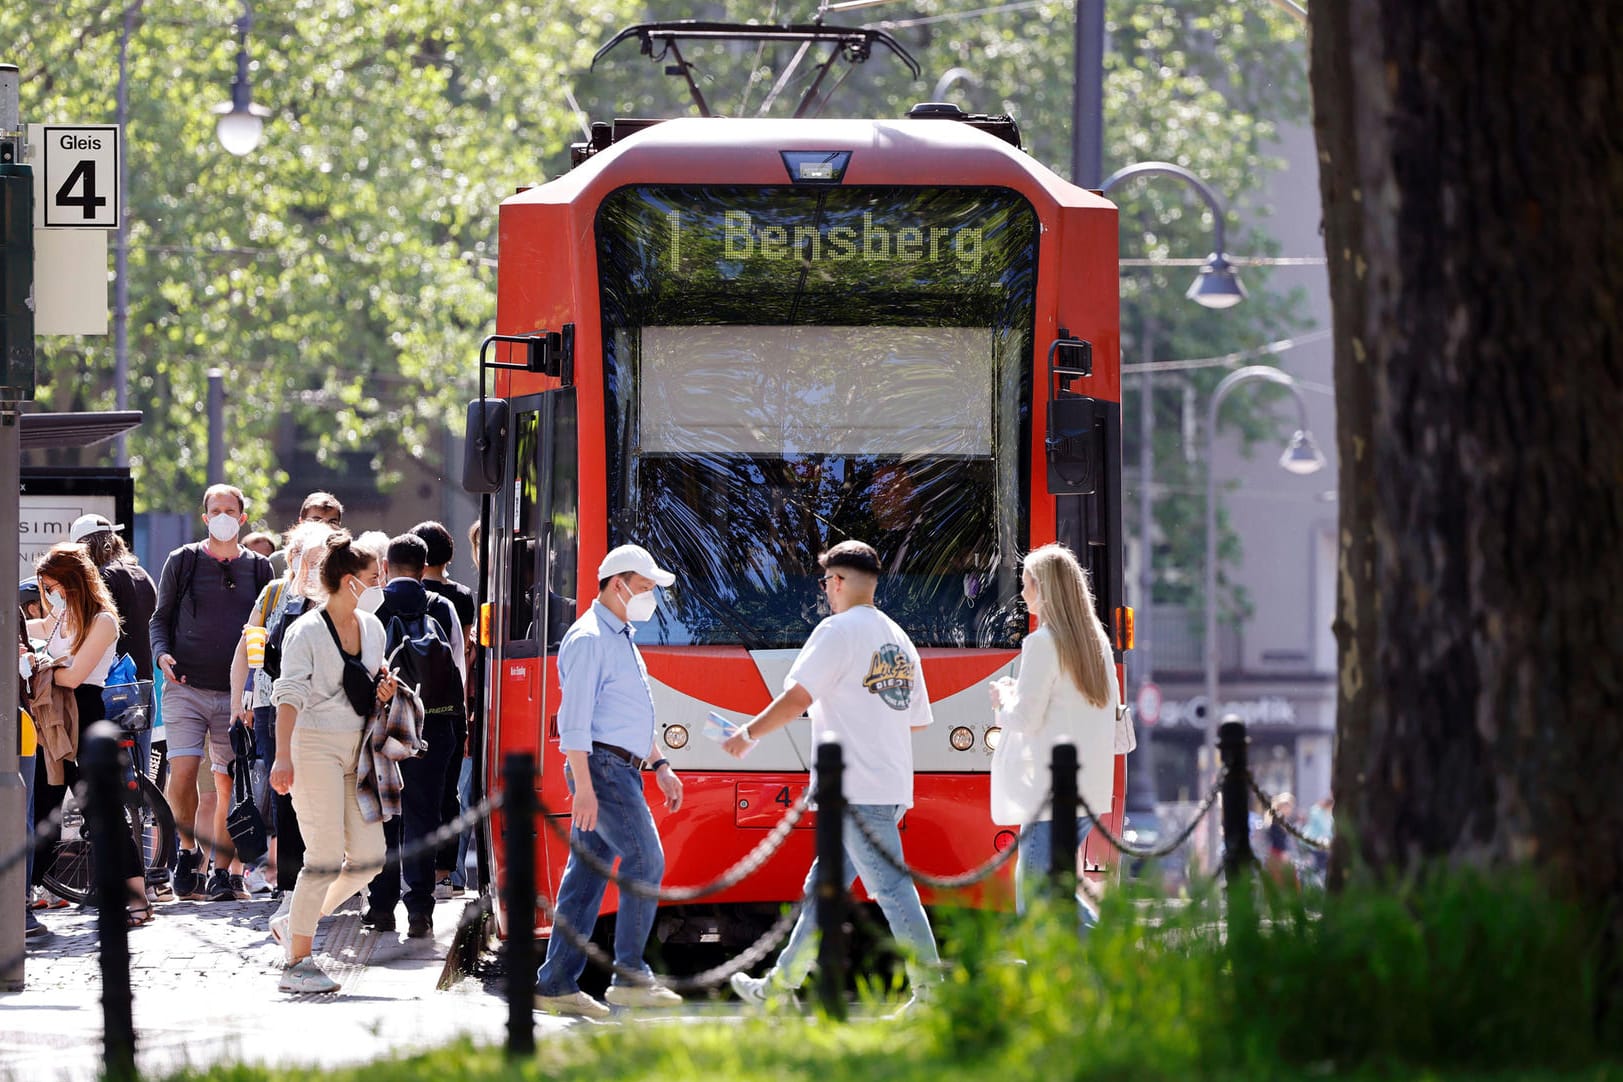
[148,542,270,692]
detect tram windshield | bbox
[597,185,1038,649]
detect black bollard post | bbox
[503,753,536,1057]
[82,722,135,1082]
[1218,719,1253,885]
[814,739,847,1021]
[1049,740,1079,895]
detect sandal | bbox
[127,902,155,929]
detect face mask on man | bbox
[207,512,241,542]
[350,578,385,614]
[622,582,658,623]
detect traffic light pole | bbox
[0,60,32,992]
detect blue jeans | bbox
[453,756,474,888]
[771,803,940,989]
[1016,817,1097,930]
[535,748,664,995]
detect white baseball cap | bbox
[69,514,124,543]
[597,544,675,587]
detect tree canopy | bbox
[8,0,1310,598]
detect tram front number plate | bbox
[734,783,812,829]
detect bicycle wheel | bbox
[39,792,92,904]
[134,773,176,881]
[41,776,176,904]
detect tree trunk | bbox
[1309,1,1623,924]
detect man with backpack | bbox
[363,533,465,938]
[149,484,273,902]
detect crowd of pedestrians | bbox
[18,495,1123,1011]
[17,487,483,995]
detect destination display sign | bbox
[598,185,1036,304]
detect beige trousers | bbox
[288,726,386,939]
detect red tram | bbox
[464,28,1128,946]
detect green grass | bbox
[162,870,1623,1082]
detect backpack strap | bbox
[257,578,287,627]
[175,544,201,618]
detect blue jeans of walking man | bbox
[535,748,664,994]
[768,803,939,989]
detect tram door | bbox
[495,389,580,865]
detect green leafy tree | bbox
[5,0,633,514]
[569,0,1312,635]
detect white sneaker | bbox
[278,958,339,994]
[243,865,272,894]
[533,990,611,1019]
[269,906,293,966]
[433,877,453,902]
[730,971,770,1006]
[605,981,683,1008]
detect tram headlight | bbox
[949,726,975,752]
[664,725,690,750]
[984,726,1003,750]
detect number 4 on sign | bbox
[55,161,107,220]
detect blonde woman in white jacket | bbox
[989,543,1119,919]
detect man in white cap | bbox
[533,544,685,1018]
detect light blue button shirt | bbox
[555,600,657,758]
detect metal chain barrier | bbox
[1075,770,1227,860]
[533,888,802,994]
[185,792,504,878]
[1246,772,1329,852]
[0,803,65,877]
[534,787,813,902]
[840,802,1035,890]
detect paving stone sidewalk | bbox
[0,890,547,1082]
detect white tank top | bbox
[47,614,118,687]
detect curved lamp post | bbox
[1101,161,1245,716]
[214,2,269,156]
[1202,365,1324,860]
[1101,161,1247,309]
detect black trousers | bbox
[366,714,457,920]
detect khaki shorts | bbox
[162,682,234,774]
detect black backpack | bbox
[386,610,461,715]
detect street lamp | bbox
[213,2,269,156]
[1101,161,1247,309]
[1202,365,1324,857]
[1101,162,1245,718]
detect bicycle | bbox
[40,681,177,905]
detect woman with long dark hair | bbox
[268,531,396,993]
[30,543,150,927]
[989,543,1119,920]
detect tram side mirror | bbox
[462,398,511,494]
[1046,395,1100,496]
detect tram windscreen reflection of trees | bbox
[597,185,1039,650]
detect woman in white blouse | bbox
[989,543,1119,918]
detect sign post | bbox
[0,60,28,992]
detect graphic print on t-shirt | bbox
[861,643,915,710]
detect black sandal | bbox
[127,902,155,929]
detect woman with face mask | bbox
[987,543,1119,928]
[230,521,333,898]
[266,530,397,993]
[29,544,151,928]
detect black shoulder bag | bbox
[321,610,379,718]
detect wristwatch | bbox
[647,757,672,773]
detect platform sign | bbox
[36,124,120,228]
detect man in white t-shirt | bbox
[724,540,940,1005]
